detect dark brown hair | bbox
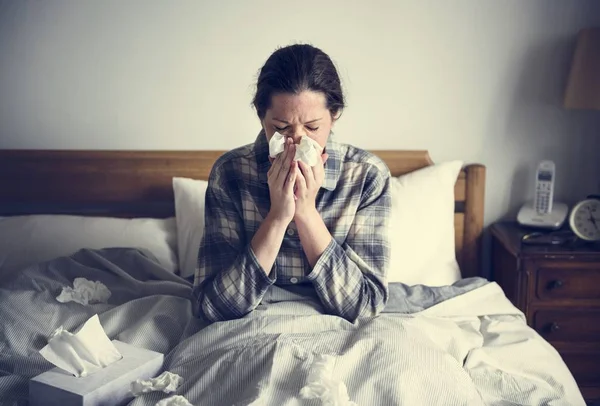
[252,44,345,120]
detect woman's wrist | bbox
[294,206,320,227]
[250,211,290,275]
[294,207,331,267]
[265,211,293,231]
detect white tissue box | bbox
[29,340,164,406]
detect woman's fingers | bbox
[270,140,288,182]
[268,144,284,180]
[298,160,314,189]
[285,142,296,176]
[267,156,277,178]
[276,139,294,182]
[311,153,328,186]
[295,165,307,196]
[285,161,297,193]
[273,141,287,180]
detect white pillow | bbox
[173,177,208,279]
[387,160,464,286]
[170,164,463,285]
[0,215,178,278]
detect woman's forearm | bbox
[250,213,289,275]
[294,207,387,322]
[294,207,332,267]
[194,213,288,322]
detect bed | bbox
[0,149,586,405]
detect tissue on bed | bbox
[268,131,322,166]
[300,354,357,406]
[56,277,111,305]
[39,314,122,378]
[155,395,193,406]
[131,371,182,396]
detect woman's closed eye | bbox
[274,125,319,132]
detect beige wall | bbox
[1,0,599,225]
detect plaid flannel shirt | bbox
[193,131,391,322]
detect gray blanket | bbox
[0,248,582,406]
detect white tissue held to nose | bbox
[131,371,183,396]
[56,277,111,305]
[268,131,322,166]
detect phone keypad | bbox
[536,182,552,213]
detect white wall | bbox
[1,0,599,226]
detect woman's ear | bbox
[331,110,341,125]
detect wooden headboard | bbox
[0,150,486,278]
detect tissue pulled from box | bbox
[39,314,122,377]
[131,371,183,396]
[56,277,111,305]
[268,131,322,166]
[155,395,193,406]
[299,354,357,406]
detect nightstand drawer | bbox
[561,352,600,388]
[534,310,600,342]
[536,266,600,300]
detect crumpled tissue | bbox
[131,371,183,396]
[299,354,357,406]
[155,395,193,406]
[39,314,122,377]
[268,131,322,166]
[56,277,111,305]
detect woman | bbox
[193,44,391,323]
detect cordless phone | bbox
[517,160,568,230]
[533,160,555,214]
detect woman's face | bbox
[261,90,336,152]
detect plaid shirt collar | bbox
[254,131,342,191]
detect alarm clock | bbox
[568,197,600,241]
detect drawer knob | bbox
[549,322,560,332]
[548,280,564,290]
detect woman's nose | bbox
[288,130,305,144]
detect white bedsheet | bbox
[417,283,585,405]
[139,282,585,405]
[0,248,586,405]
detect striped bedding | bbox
[0,248,585,405]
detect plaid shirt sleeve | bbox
[192,161,276,322]
[306,167,391,322]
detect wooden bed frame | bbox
[0,150,486,278]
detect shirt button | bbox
[287,228,295,236]
[290,277,298,284]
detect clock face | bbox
[569,199,600,241]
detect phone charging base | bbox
[517,201,569,230]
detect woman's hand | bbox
[294,153,329,222]
[267,138,297,225]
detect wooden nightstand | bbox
[491,222,600,403]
